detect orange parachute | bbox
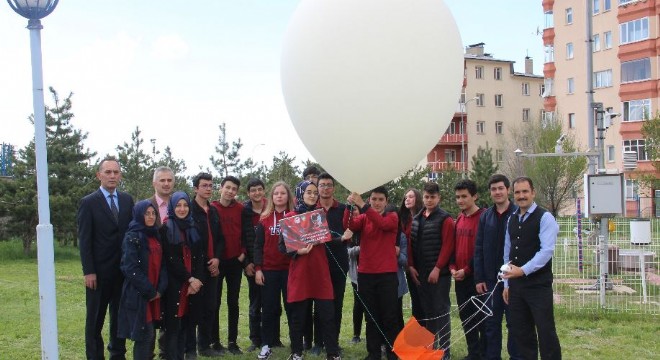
[393,317,445,359]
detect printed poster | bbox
[279,209,332,252]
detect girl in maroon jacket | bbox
[279,181,340,360]
[254,181,294,359]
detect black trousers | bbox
[85,276,126,360]
[186,275,218,352]
[358,272,401,360]
[246,273,262,345]
[165,316,187,360]
[289,299,339,356]
[508,281,562,360]
[418,274,451,355]
[351,282,364,337]
[261,270,290,347]
[406,271,425,321]
[213,258,243,345]
[455,275,486,359]
[313,269,347,347]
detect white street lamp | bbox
[7,0,59,358]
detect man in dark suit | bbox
[78,157,134,360]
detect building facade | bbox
[542,0,659,217]
[427,44,544,180]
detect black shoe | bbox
[227,342,243,355]
[198,348,223,357]
[310,345,323,356]
[351,336,361,344]
[272,340,285,348]
[185,352,197,360]
[247,343,260,352]
[211,343,226,355]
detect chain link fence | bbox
[553,217,659,314]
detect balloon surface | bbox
[281,0,463,193]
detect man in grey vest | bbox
[502,177,561,360]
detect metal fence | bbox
[553,217,659,314]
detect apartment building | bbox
[542,0,659,217]
[427,44,544,179]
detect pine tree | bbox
[469,143,499,208]
[116,126,153,200]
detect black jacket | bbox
[473,201,516,283]
[411,206,451,276]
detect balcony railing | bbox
[428,161,464,172]
[439,133,467,144]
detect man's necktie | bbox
[109,194,119,221]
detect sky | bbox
[0,0,544,176]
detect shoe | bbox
[198,348,223,357]
[212,343,226,355]
[227,342,243,355]
[291,354,304,360]
[310,345,323,356]
[257,345,272,359]
[272,340,285,348]
[326,356,341,360]
[185,352,198,360]
[247,343,260,352]
[351,336,361,344]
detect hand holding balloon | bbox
[347,192,365,208]
[500,263,524,279]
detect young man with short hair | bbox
[451,179,485,360]
[187,172,225,358]
[408,182,455,359]
[502,177,561,360]
[211,176,247,355]
[344,186,401,360]
[473,174,521,360]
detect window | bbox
[542,111,555,127]
[620,17,649,44]
[566,43,574,59]
[544,10,554,29]
[496,150,504,162]
[522,83,530,96]
[544,45,554,63]
[619,0,635,5]
[476,121,485,134]
[568,113,576,128]
[445,149,457,162]
[494,67,502,80]
[621,58,651,83]
[592,34,601,52]
[604,0,611,11]
[625,179,638,200]
[593,69,612,88]
[623,99,651,121]
[567,78,575,94]
[607,145,615,162]
[495,121,503,134]
[543,78,554,96]
[522,108,530,122]
[593,0,600,14]
[566,8,573,24]
[539,84,545,96]
[623,139,648,161]
[604,31,612,49]
[475,66,484,79]
[494,94,503,107]
[476,93,485,106]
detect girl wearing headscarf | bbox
[118,200,168,360]
[279,180,340,360]
[254,181,294,360]
[161,191,204,360]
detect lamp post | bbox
[7,1,59,358]
[459,96,478,175]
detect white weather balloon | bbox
[281,0,463,193]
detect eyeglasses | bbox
[318,184,334,189]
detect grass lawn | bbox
[0,240,658,359]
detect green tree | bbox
[116,126,153,200]
[384,166,430,207]
[265,151,300,190]
[0,88,97,251]
[509,118,586,216]
[469,143,499,208]
[639,114,660,190]
[436,166,463,217]
[155,146,192,195]
[210,123,254,179]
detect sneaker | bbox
[198,348,223,357]
[291,354,304,360]
[227,342,243,355]
[351,336,361,344]
[310,345,323,356]
[257,345,272,360]
[326,356,341,360]
[212,343,226,355]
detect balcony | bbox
[438,133,467,144]
[428,161,465,172]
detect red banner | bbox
[279,209,332,252]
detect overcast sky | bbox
[0,0,544,176]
